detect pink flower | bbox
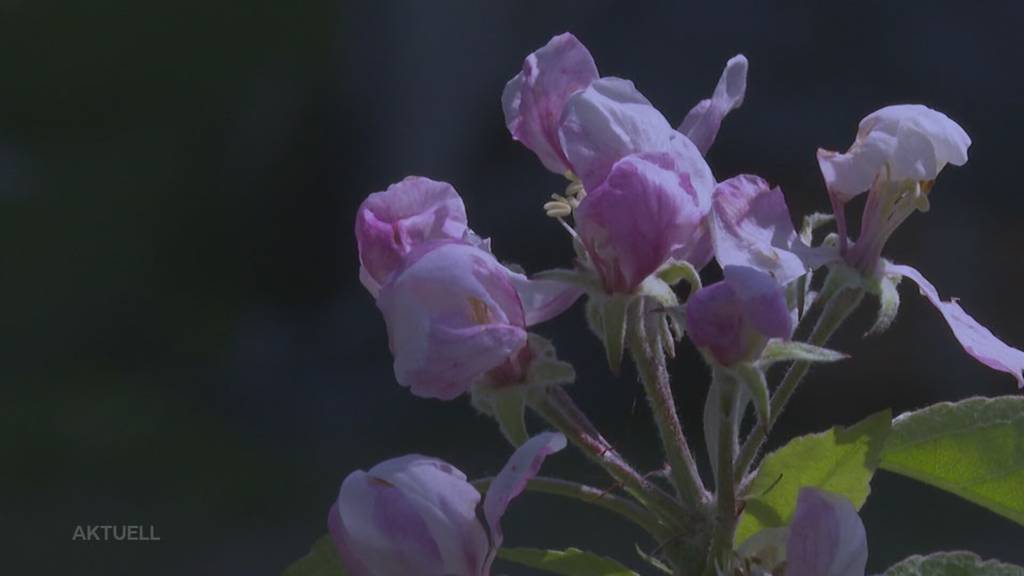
[574,153,706,293]
[709,175,831,286]
[817,105,970,271]
[818,105,970,204]
[355,177,469,297]
[679,55,749,155]
[502,33,599,174]
[886,263,1024,388]
[377,241,580,400]
[328,432,567,576]
[686,266,792,365]
[786,488,868,576]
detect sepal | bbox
[585,293,631,374]
[472,335,576,447]
[732,363,770,433]
[865,271,901,336]
[758,340,849,367]
[656,259,702,295]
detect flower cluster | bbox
[317,32,1024,576]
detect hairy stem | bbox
[734,284,865,484]
[471,476,669,540]
[628,297,708,508]
[704,370,739,575]
[528,387,688,529]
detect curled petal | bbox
[575,153,705,293]
[818,104,971,201]
[355,177,469,296]
[483,432,567,566]
[508,273,583,326]
[559,77,715,203]
[332,456,490,576]
[711,175,833,285]
[378,242,528,400]
[502,33,599,173]
[679,54,748,155]
[786,488,868,576]
[886,263,1024,388]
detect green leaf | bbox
[282,535,346,576]
[883,551,1024,575]
[498,547,638,576]
[735,409,891,546]
[880,396,1024,526]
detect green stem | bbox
[628,297,708,508]
[471,476,669,540]
[528,387,688,530]
[704,369,739,575]
[734,284,865,484]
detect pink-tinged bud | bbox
[574,153,705,294]
[355,177,469,297]
[377,241,580,400]
[328,433,566,576]
[686,266,792,365]
[710,175,833,286]
[502,33,599,174]
[786,488,868,576]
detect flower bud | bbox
[574,153,706,294]
[686,266,792,365]
[355,177,468,297]
[786,488,868,576]
[377,241,580,400]
[328,433,566,576]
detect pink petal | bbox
[558,77,715,203]
[482,432,567,569]
[818,104,971,202]
[724,265,793,340]
[502,33,599,174]
[508,272,583,326]
[786,488,868,576]
[886,263,1024,388]
[377,242,529,400]
[574,153,705,293]
[355,177,468,296]
[678,55,748,155]
[711,175,831,285]
[327,503,372,576]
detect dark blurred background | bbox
[2,1,1022,574]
